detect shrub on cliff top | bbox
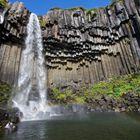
[0,0,7,8]
[39,18,47,28]
[68,7,85,11]
[50,7,62,11]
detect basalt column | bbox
[42,0,140,88]
[0,2,29,86]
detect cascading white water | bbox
[13,13,50,121]
[0,15,4,24]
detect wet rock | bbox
[0,107,20,130]
[115,108,120,112]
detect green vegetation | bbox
[67,7,85,11]
[0,81,11,106]
[0,82,11,130]
[39,18,47,28]
[0,119,8,130]
[49,6,86,12]
[50,88,75,104]
[50,7,62,11]
[0,0,8,8]
[86,8,99,18]
[49,0,124,19]
[85,74,140,100]
[109,0,124,8]
[86,6,105,18]
[112,0,124,3]
[86,0,124,17]
[50,73,140,104]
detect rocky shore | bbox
[48,73,140,112]
[48,92,140,113]
[0,108,20,131]
[87,93,140,112]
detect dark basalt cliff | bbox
[42,0,140,88]
[0,1,29,85]
[0,0,140,88]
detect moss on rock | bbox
[0,81,11,106]
[49,73,140,111]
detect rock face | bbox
[42,0,140,88]
[0,2,29,85]
[0,0,140,88]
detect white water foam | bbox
[0,14,4,24]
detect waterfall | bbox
[0,9,7,24]
[0,14,4,24]
[13,13,49,121]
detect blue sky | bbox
[9,0,111,15]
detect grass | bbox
[50,73,140,104]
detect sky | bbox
[9,0,111,15]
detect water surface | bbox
[1,112,140,140]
